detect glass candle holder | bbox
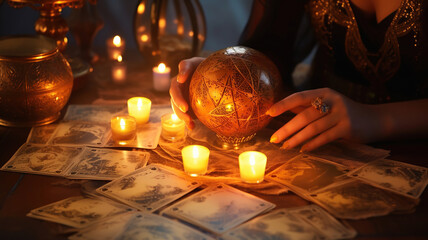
[161,113,186,142]
[110,115,137,145]
[181,145,210,177]
[127,97,151,125]
[239,151,267,183]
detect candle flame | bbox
[113,35,121,47]
[137,3,145,14]
[141,34,148,42]
[249,154,256,166]
[193,146,199,158]
[120,118,126,130]
[137,98,143,110]
[117,55,123,62]
[171,113,179,121]
[158,63,166,73]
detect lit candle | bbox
[153,63,171,92]
[239,151,267,183]
[161,113,186,142]
[182,145,210,177]
[112,55,127,83]
[127,97,151,125]
[106,35,125,60]
[110,115,137,145]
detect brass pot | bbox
[0,35,73,127]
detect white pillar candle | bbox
[239,151,267,183]
[127,97,151,125]
[182,145,210,177]
[106,35,125,60]
[153,63,171,92]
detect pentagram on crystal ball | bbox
[189,46,281,144]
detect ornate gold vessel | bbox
[0,35,73,127]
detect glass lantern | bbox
[133,0,206,74]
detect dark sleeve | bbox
[238,0,314,91]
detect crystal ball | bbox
[189,46,281,143]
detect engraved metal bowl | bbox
[0,35,73,127]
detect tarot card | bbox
[266,154,350,196]
[117,212,215,240]
[348,159,428,199]
[96,164,202,212]
[222,208,320,240]
[69,212,136,240]
[1,143,82,176]
[26,124,58,144]
[309,179,398,219]
[64,148,149,180]
[27,196,132,228]
[63,104,126,124]
[48,122,109,147]
[162,183,276,234]
[287,205,357,239]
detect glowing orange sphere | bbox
[189,46,281,143]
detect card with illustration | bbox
[64,148,149,180]
[309,179,398,220]
[96,164,202,212]
[162,183,276,234]
[27,196,132,228]
[117,213,215,240]
[69,212,135,240]
[63,104,126,124]
[26,124,58,144]
[287,205,357,239]
[348,159,428,199]
[266,154,350,196]
[48,122,110,147]
[221,208,320,240]
[1,143,82,176]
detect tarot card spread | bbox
[348,159,428,199]
[309,179,418,219]
[221,208,319,240]
[0,143,83,176]
[161,183,276,234]
[63,104,126,125]
[96,164,202,212]
[64,148,149,180]
[48,122,110,147]
[27,196,132,228]
[266,154,350,196]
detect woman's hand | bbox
[268,88,383,152]
[169,57,205,130]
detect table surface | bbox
[0,54,427,240]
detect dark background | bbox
[0,0,252,53]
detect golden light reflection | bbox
[141,34,149,42]
[137,3,145,14]
[113,35,122,47]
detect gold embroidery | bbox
[308,0,421,83]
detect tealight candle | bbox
[239,151,267,183]
[182,145,210,177]
[106,35,125,60]
[153,63,171,92]
[127,97,151,125]
[110,115,137,145]
[112,55,127,83]
[161,113,186,142]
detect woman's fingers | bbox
[270,106,328,143]
[169,76,188,113]
[171,98,195,130]
[177,57,205,83]
[283,113,338,150]
[300,123,347,152]
[268,88,330,117]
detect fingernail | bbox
[179,105,186,112]
[300,146,307,153]
[280,142,289,149]
[270,135,277,143]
